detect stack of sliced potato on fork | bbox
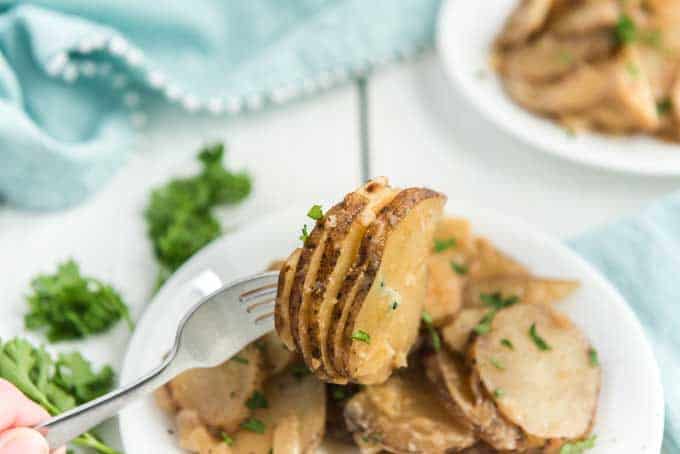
[276,177,448,384]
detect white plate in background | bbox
[119,203,664,453]
[437,0,680,176]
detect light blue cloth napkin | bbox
[570,193,680,453]
[0,0,440,209]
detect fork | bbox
[35,270,279,449]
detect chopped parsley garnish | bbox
[421,311,441,351]
[490,357,505,370]
[657,98,673,115]
[615,14,637,45]
[332,387,346,400]
[501,339,515,350]
[299,224,310,242]
[626,61,640,78]
[0,338,118,454]
[24,260,133,342]
[434,237,457,253]
[351,330,371,344]
[307,205,324,221]
[560,435,597,454]
[473,311,497,335]
[480,292,519,310]
[291,364,311,378]
[232,355,249,364]
[221,432,234,446]
[241,417,266,434]
[450,262,468,275]
[145,143,251,287]
[494,388,505,399]
[392,301,399,310]
[529,323,551,351]
[246,391,268,410]
[588,348,599,367]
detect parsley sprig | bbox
[474,293,519,335]
[24,261,132,342]
[560,435,597,454]
[0,338,118,453]
[145,143,251,287]
[421,311,441,352]
[529,323,551,351]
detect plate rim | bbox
[436,0,680,177]
[119,202,665,453]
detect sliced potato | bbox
[472,304,600,440]
[307,178,398,380]
[424,254,464,326]
[258,331,297,376]
[229,368,327,453]
[167,344,264,433]
[497,0,554,47]
[425,351,525,451]
[344,370,476,453]
[275,248,302,350]
[175,409,230,454]
[338,188,447,383]
[469,237,529,281]
[464,276,579,308]
[441,308,488,354]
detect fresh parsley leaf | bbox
[291,364,310,378]
[490,357,505,370]
[501,339,515,350]
[430,329,442,352]
[232,355,249,365]
[0,338,118,454]
[332,387,346,400]
[657,98,673,115]
[221,432,234,446]
[145,143,251,287]
[434,238,456,253]
[299,224,310,242]
[421,311,434,326]
[588,348,599,367]
[529,323,551,351]
[450,262,468,275]
[494,388,505,399]
[307,205,324,221]
[615,14,637,44]
[24,260,132,342]
[474,311,497,335]
[241,417,266,433]
[246,391,268,410]
[351,330,371,344]
[560,435,597,454]
[480,292,518,310]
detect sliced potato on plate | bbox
[166,344,264,433]
[344,369,476,453]
[275,248,302,350]
[441,308,488,354]
[472,303,600,441]
[464,276,579,308]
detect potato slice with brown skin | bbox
[275,248,302,350]
[464,276,579,308]
[338,188,446,383]
[307,178,399,380]
[441,308,488,354]
[175,410,230,454]
[167,344,264,433]
[425,352,526,451]
[344,369,476,453]
[472,304,601,441]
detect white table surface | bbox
[1,52,677,450]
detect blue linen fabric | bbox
[0,0,440,209]
[570,193,680,454]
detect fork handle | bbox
[35,357,177,449]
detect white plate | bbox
[119,203,664,453]
[437,0,680,176]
